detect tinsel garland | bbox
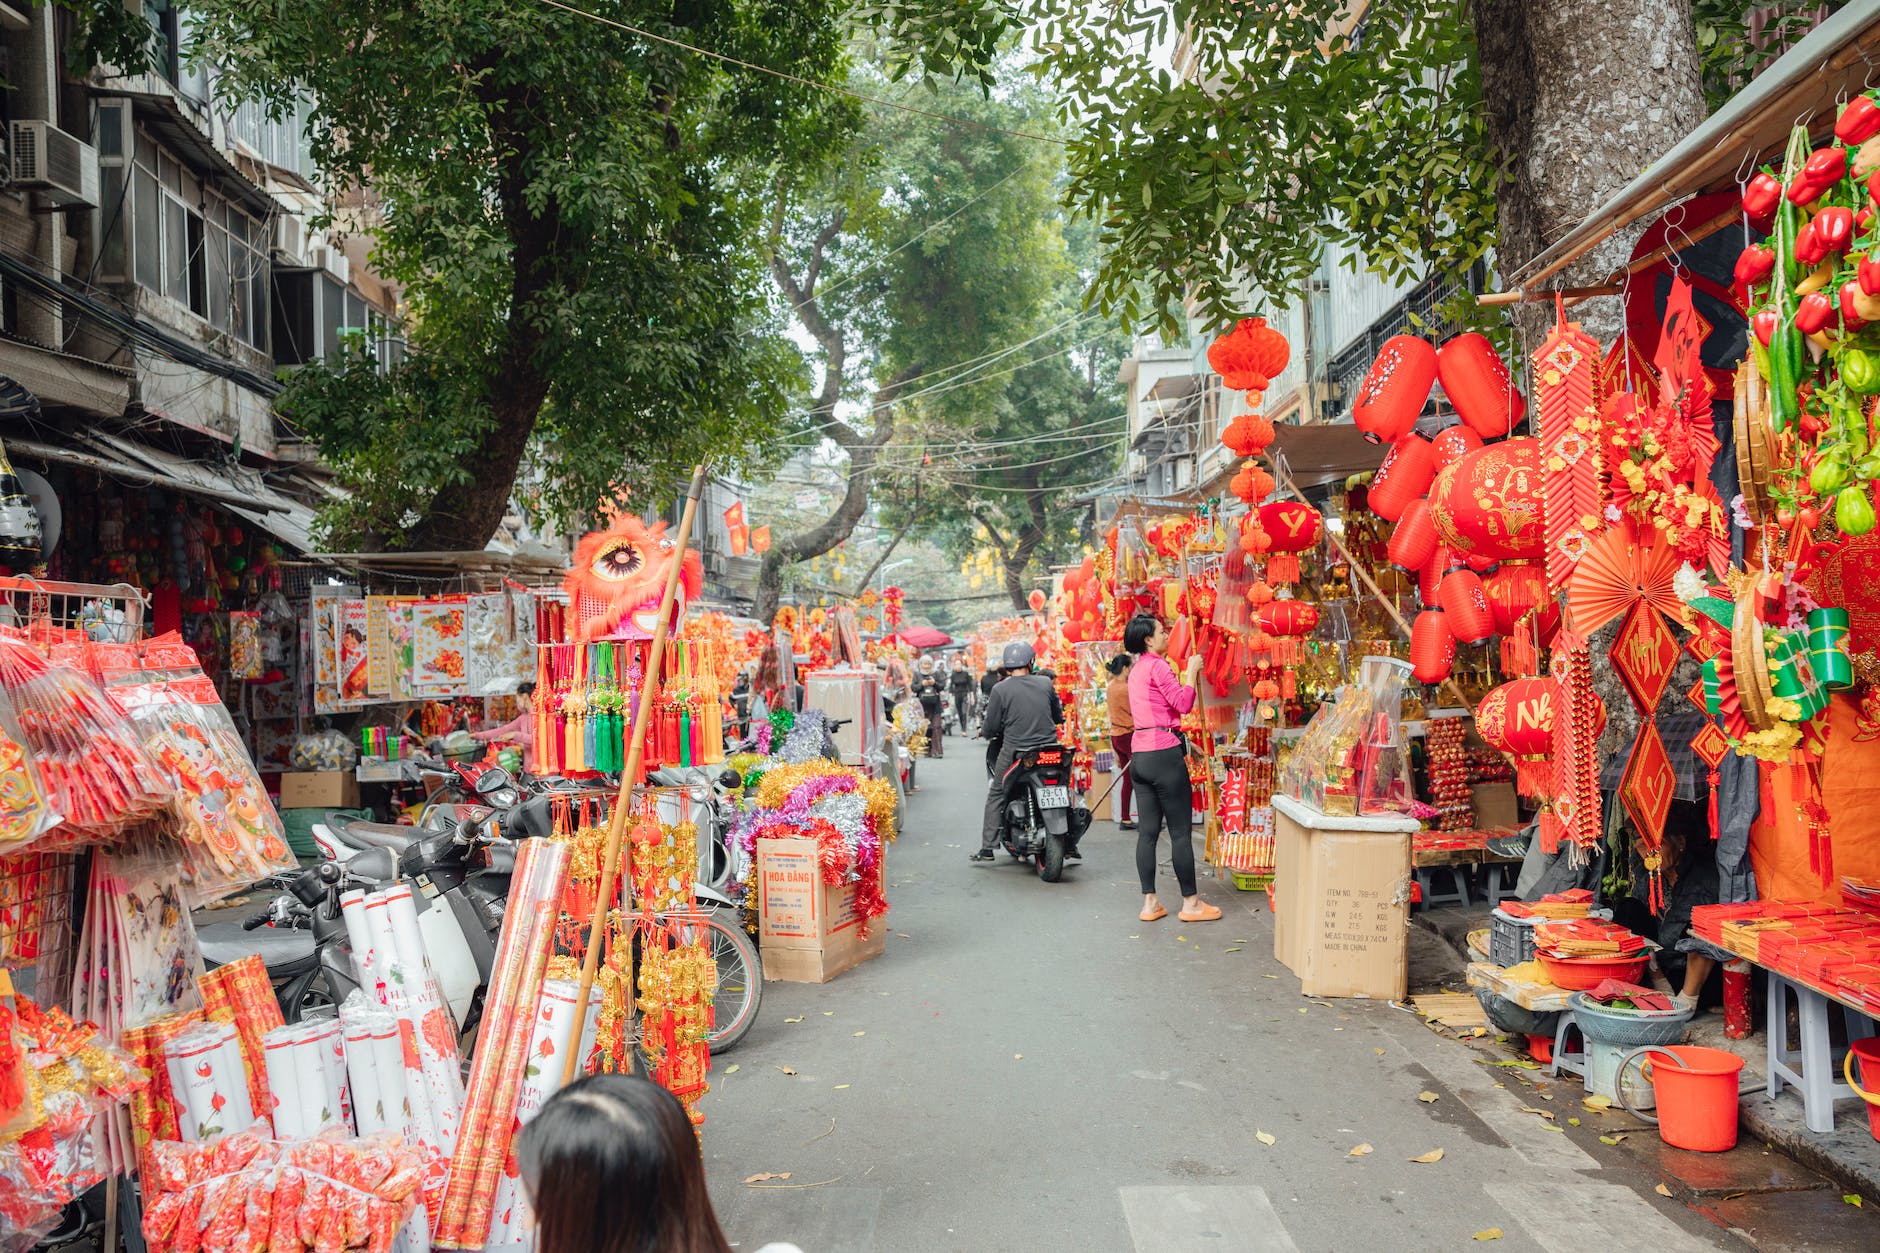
[732,756,896,935]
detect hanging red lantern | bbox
[1431,422,1484,467]
[1439,564,1496,645]
[1475,676,1557,796]
[1242,317,1290,379]
[1353,335,1437,443]
[1484,562,1548,635]
[1257,599,1319,636]
[1419,545,1451,607]
[1438,332,1527,440]
[1257,500,1320,584]
[1208,317,1290,393]
[1430,437,1546,561]
[1411,608,1456,684]
[1388,498,1440,571]
[1366,434,1437,522]
[1222,411,1276,458]
[1230,459,1275,505]
[1245,580,1276,607]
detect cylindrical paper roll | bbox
[342,1017,388,1137]
[341,888,379,992]
[263,1024,306,1139]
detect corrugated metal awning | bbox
[1518,1,1880,288]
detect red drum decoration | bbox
[1431,423,1484,467]
[1430,437,1546,561]
[1475,676,1557,796]
[1438,332,1527,439]
[1411,608,1456,684]
[1484,562,1548,636]
[1366,434,1437,522]
[1439,565,1496,645]
[1388,498,1440,572]
[1354,335,1437,443]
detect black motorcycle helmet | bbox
[1000,641,1035,672]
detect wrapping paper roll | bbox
[121,1011,203,1172]
[341,1017,387,1137]
[198,954,282,1122]
[340,888,378,992]
[364,893,400,995]
[305,1018,354,1132]
[164,1021,252,1141]
[263,1025,305,1139]
[365,885,464,1151]
[485,980,603,1247]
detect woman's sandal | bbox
[1178,901,1223,922]
[1139,903,1168,922]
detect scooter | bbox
[991,743,1091,883]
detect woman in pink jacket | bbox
[1124,613,1220,924]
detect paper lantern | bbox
[1222,411,1276,458]
[1353,335,1437,443]
[1438,332,1527,439]
[1241,317,1291,379]
[1257,599,1319,636]
[1484,562,1548,636]
[1475,676,1556,795]
[1230,459,1275,505]
[1411,608,1456,684]
[1257,501,1321,552]
[1207,317,1291,393]
[1430,437,1546,561]
[1388,498,1440,572]
[1440,565,1495,645]
[1366,434,1437,522]
[1419,546,1450,608]
[1430,423,1484,467]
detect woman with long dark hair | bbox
[518,1074,801,1253]
[1105,654,1136,829]
[1123,613,1220,924]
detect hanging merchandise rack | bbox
[0,576,147,651]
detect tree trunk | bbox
[998,488,1049,613]
[1471,0,1708,343]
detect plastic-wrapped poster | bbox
[411,598,469,694]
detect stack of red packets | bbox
[1692,900,1880,1015]
[1497,888,1595,921]
[1532,918,1647,959]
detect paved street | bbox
[697,749,1811,1252]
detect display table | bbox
[1272,795,1419,1000]
[1465,960,1575,1013]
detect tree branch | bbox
[851,477,922,592]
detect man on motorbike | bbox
[972,642,1066,864]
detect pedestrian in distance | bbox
[1123,612,1220,923]
[948,655,976,734]
[914,656,947,757]
[1105,654,1136,829]
[516,1073,803,1253]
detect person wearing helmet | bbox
[972,641,1065,863]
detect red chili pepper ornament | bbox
[1806,146,1851,187]
[1795,292,1836,335]
[1817,206,1857,253]
[1860,253,1880,296]
[1839,96,1880,146]
[1733,244,1776,289]
[1743,172,1783,218]
[1795,219,1829,267]
[1751,307,1779,347]
[1842,280,1869,330]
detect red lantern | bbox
[1484,562,1548,635]
[1439,565,1495,645]
[1419,545,1451,608]
[1222,411,1276,457]
[1430,437,1546,561]
[1208,317,1291,393]
[1475,676,1557,796]
[1230,459,1275,505]
[1028,589,1047,612]
[1353,335,1437,443]
[1438,332,1527,440]
[1431,423,1484,467]
[1243,317,1290,378]
[1257,500,1321,584]
[1366,434,1436,522]
[1257,599,1319,636]
[1411,608,1455,684]
[1388,498,1440,572]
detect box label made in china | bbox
[1319,885,1395,952]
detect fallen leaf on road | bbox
[1846,1194,1863,1208]
[1263,974,1278,979]
[784,1017,803,1024]
[833,1084,850,1090]
[1348,1143,1373,1157]
[1409,1149,1444,1164]
[852,1031,866,1037]
[1225,947,1243,953]
[744,1172,792,1184]
[895,933,911,939]
[1471,1028,1488,1038]
[1255,1130,1277,1146]
[1583,1095,1612,1111]
[725,1064,740,1074]
[1493,1059,1540,1069]
[1298,1008,1310,1014]
[1417,1091,1440,1103]
[1177,935,1187,942]
[1129,935,1140,940]
[1014,1053,1024,1060]
[823,1012,834,1017]
[1375,1048,1386,1056]
[1473,1229,1503,1242]
[1518,1106,1555,1120]
[776,1065,796,1076]
[1598,1135,1628,1146]
[1568,1118,1581,1127]
[1655,1183,1674,1198]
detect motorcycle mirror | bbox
[475,768,514,796]
[719,767,743,789]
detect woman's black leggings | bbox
[1131,745,1195,896]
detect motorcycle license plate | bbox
[1037,785,1071,809]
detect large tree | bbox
[752,76,1064,621]
[185,0,1007,551]
[1022,0,1812,335]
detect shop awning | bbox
[0,341,131,418]
[1517,0,1880,287]
[1269,420,1388,489]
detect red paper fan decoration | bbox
[1411,608,1456,684]
[1430,438,1546,561]
[1353,335,1437,443]
[1439,332,1528,439]
[1564,524,1683,636]
[1388,498,1440,572]
[1430,423,1485,468]
[1367,434,1437,522]
[1439,565,1495,645]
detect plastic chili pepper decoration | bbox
[1860,254,1880,296]
[1733,244,1776,288]
[1816,205,1856,253]
[1795,219,1829,267]
[1795,292,1836,335]
[1743,172,1783,218]
[1805,146,1850,187]
[1842,281,1869,331]
[1839,95,1880,145]
[1751,308,1779,347]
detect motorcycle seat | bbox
[197,921,316,976]
[326,814,418,852]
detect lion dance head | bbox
[564,515,703,641]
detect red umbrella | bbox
[885,626,953,649]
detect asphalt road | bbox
[699,747,1764,1252]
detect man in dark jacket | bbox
[973,642,1064,863]
[947,656,976,735]
[913,656,947,758]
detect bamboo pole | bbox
[561,464,709,1087]
[1477,204,1741,308]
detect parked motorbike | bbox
[992,743,1091,882]
[201,786,763,1052]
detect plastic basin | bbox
[1568,992,1693,1048]
[1538,952,1649,991]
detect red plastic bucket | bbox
[1617,1045,1745,1152]
[1841,1037,1880,1142]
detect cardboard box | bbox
[757,837,886,983]
[1471,782,1519,830]
[1086,770,1113,822]
[278,771,360,809]
[1273,796,1416,1000]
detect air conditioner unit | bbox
[10,121,98,209]
[274,214,307,266]
[312,245,350,286]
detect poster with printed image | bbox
[465,591,537,694]
[410,597,469,694]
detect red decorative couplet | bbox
[1220,768,1248,836]
[1619,721,1676,847]
[1612,603,1681,713]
